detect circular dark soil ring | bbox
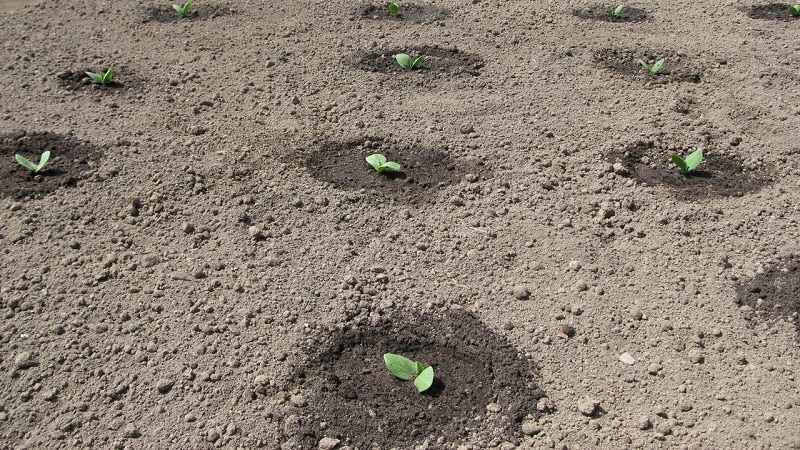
[56,68,139,92]
[357,2,451,23]
[735,256,800,336]
[607,141,772,199]
[594,48,706,84]
[357,45,483,77]
[304,137,490,203]
[142,4,236,23]
[573,5,651,22]
[286,309,545,448]
[0,131,104,199]
[743,3,800,21]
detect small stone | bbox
[630,308,643,321]
[656,420,674,436]
[184,414,197,423]
[181,222,195,234]
[42,388,58,402]
[486,402,502,413]
[123,424,141,438]
[156,379,174,394]
[647,363,662,375]
[512,286,530,300]
[206,428,220,443]
[459,123,474,134]
[318,437,341,450]
[689,352,705,364]
[638,416,652,430]
[14,351,36,369]
[577,397,600,416]
[521,420,542,436]
[619,352,635,365]
[141,255,160,268]
[450,196,465,207]
[560,324,576,338]
[764,413,774,423]
[290,394,307,407]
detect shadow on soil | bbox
[303,136,490,203]
[607,140,772,199]
[357,2,451,23]
[0,131,104,199]
[284,309,545,448]
[735,256,800,336]
[743,3,800,21]
[356,44,483,77]
[594,48,707,84]
[573,5,651,22]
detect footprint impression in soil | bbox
[594,48,707,84]
[356,45,483,77]
[743,4,800,21]
[304,137,489,203]
[735,256,800,336]
[573,5,651,22]
[284,309,545,448]
[607,141,772,199]
[0,131,104,199]
[357,2,451,23]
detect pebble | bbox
[647,363,662,375]
[689,352,705,364]
[141,255,160,268]
[512,286,530,300]
[156,379,174,394]
[486,402,502,413]
[318,437,340,450]
[14,351,36,369]
[619,352,635,365]
[637,416,652,430]
[577,397,600,416]
[560,324,576,338]
[290,394,307,407]
[123,424,141,438]
[521,420,542,436]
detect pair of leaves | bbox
[387,2,399,14]
[15,151,51,173]
[638,58,664,74]
[603,4,624,16]
[790,5,800,16]
[85,67,114,85]
[365,153,401,173]
[173,2,192,15]
[670,147,703,174]
[395,53,425,70]
[383,353,435,393]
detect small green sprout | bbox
[603,4,624,17]
[789,5,800,16]
[670,147,703,174]
[366,154,401,174]
[395,53,425,70]
[383,353,435,393]
[388,2,399,14]
[173,1,192,16]
[85,67,114,85]
[15,151,51,174]
[638,58,665,74]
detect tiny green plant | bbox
[383,353,435,393]
[366,154,401,174]
[173,1,192,16]
[638,58,665,74]
[670,147,703,175]
[15,151,51,174]
[395,53,425,70]
[603,4,624,17]
[387,2,399,14]
[789,5,800,16]
[85,67,114,85]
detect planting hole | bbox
[735,256,800,336]
[573,5,651,22]
[356,45,483,77]
[358,2,451,23]
[594,48,706,84]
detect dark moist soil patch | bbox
[735,256,800,336]
[286,309,545,449]
[607,140,772,199]
[56,68,135,92]
[142,4,236,23]
[303,137,489,203]
[0,131,104,199]
[743,3,800,21]
[356,45,483,77]
[594,48,705,84]
[357,2,451,23]
[573,5,651,22]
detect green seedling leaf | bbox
[388,2,399,14]
[366,153,401,174]
[383,353,418,380]
[638,58,664,74]
[603,4,624,17]
[15,150,51,173]
[414,366,435,393]
[85,67,114,85]
[790,5,800,16]
[173,1,192,15]
[395,53,425,70]
[670,147,703,174]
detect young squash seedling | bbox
[366,154,401,174]
[395,53,425,70]
[670,147,703,175]
[603,4,624,17]
[173,2,192,16]
[388,2,399,14]
[789,5,800,16]
[638,58,665,74]
[85,67,114,86]
[15,151,51,174]
[383,353,435,393]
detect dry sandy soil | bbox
[0,0,799,449]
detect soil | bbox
[0,1,799,449]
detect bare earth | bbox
[1,1,799,449]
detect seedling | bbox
[383,353,435,393]
[395,53,425,70]
[366,154,401,173]
[670,147,703,174]
[638,58,665,74]
[85,67,114,85]
[789,5,800,16]
[15,151,51,174]
[173,2,192,16]
[388,2,399,14]
[603,4,624,17]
